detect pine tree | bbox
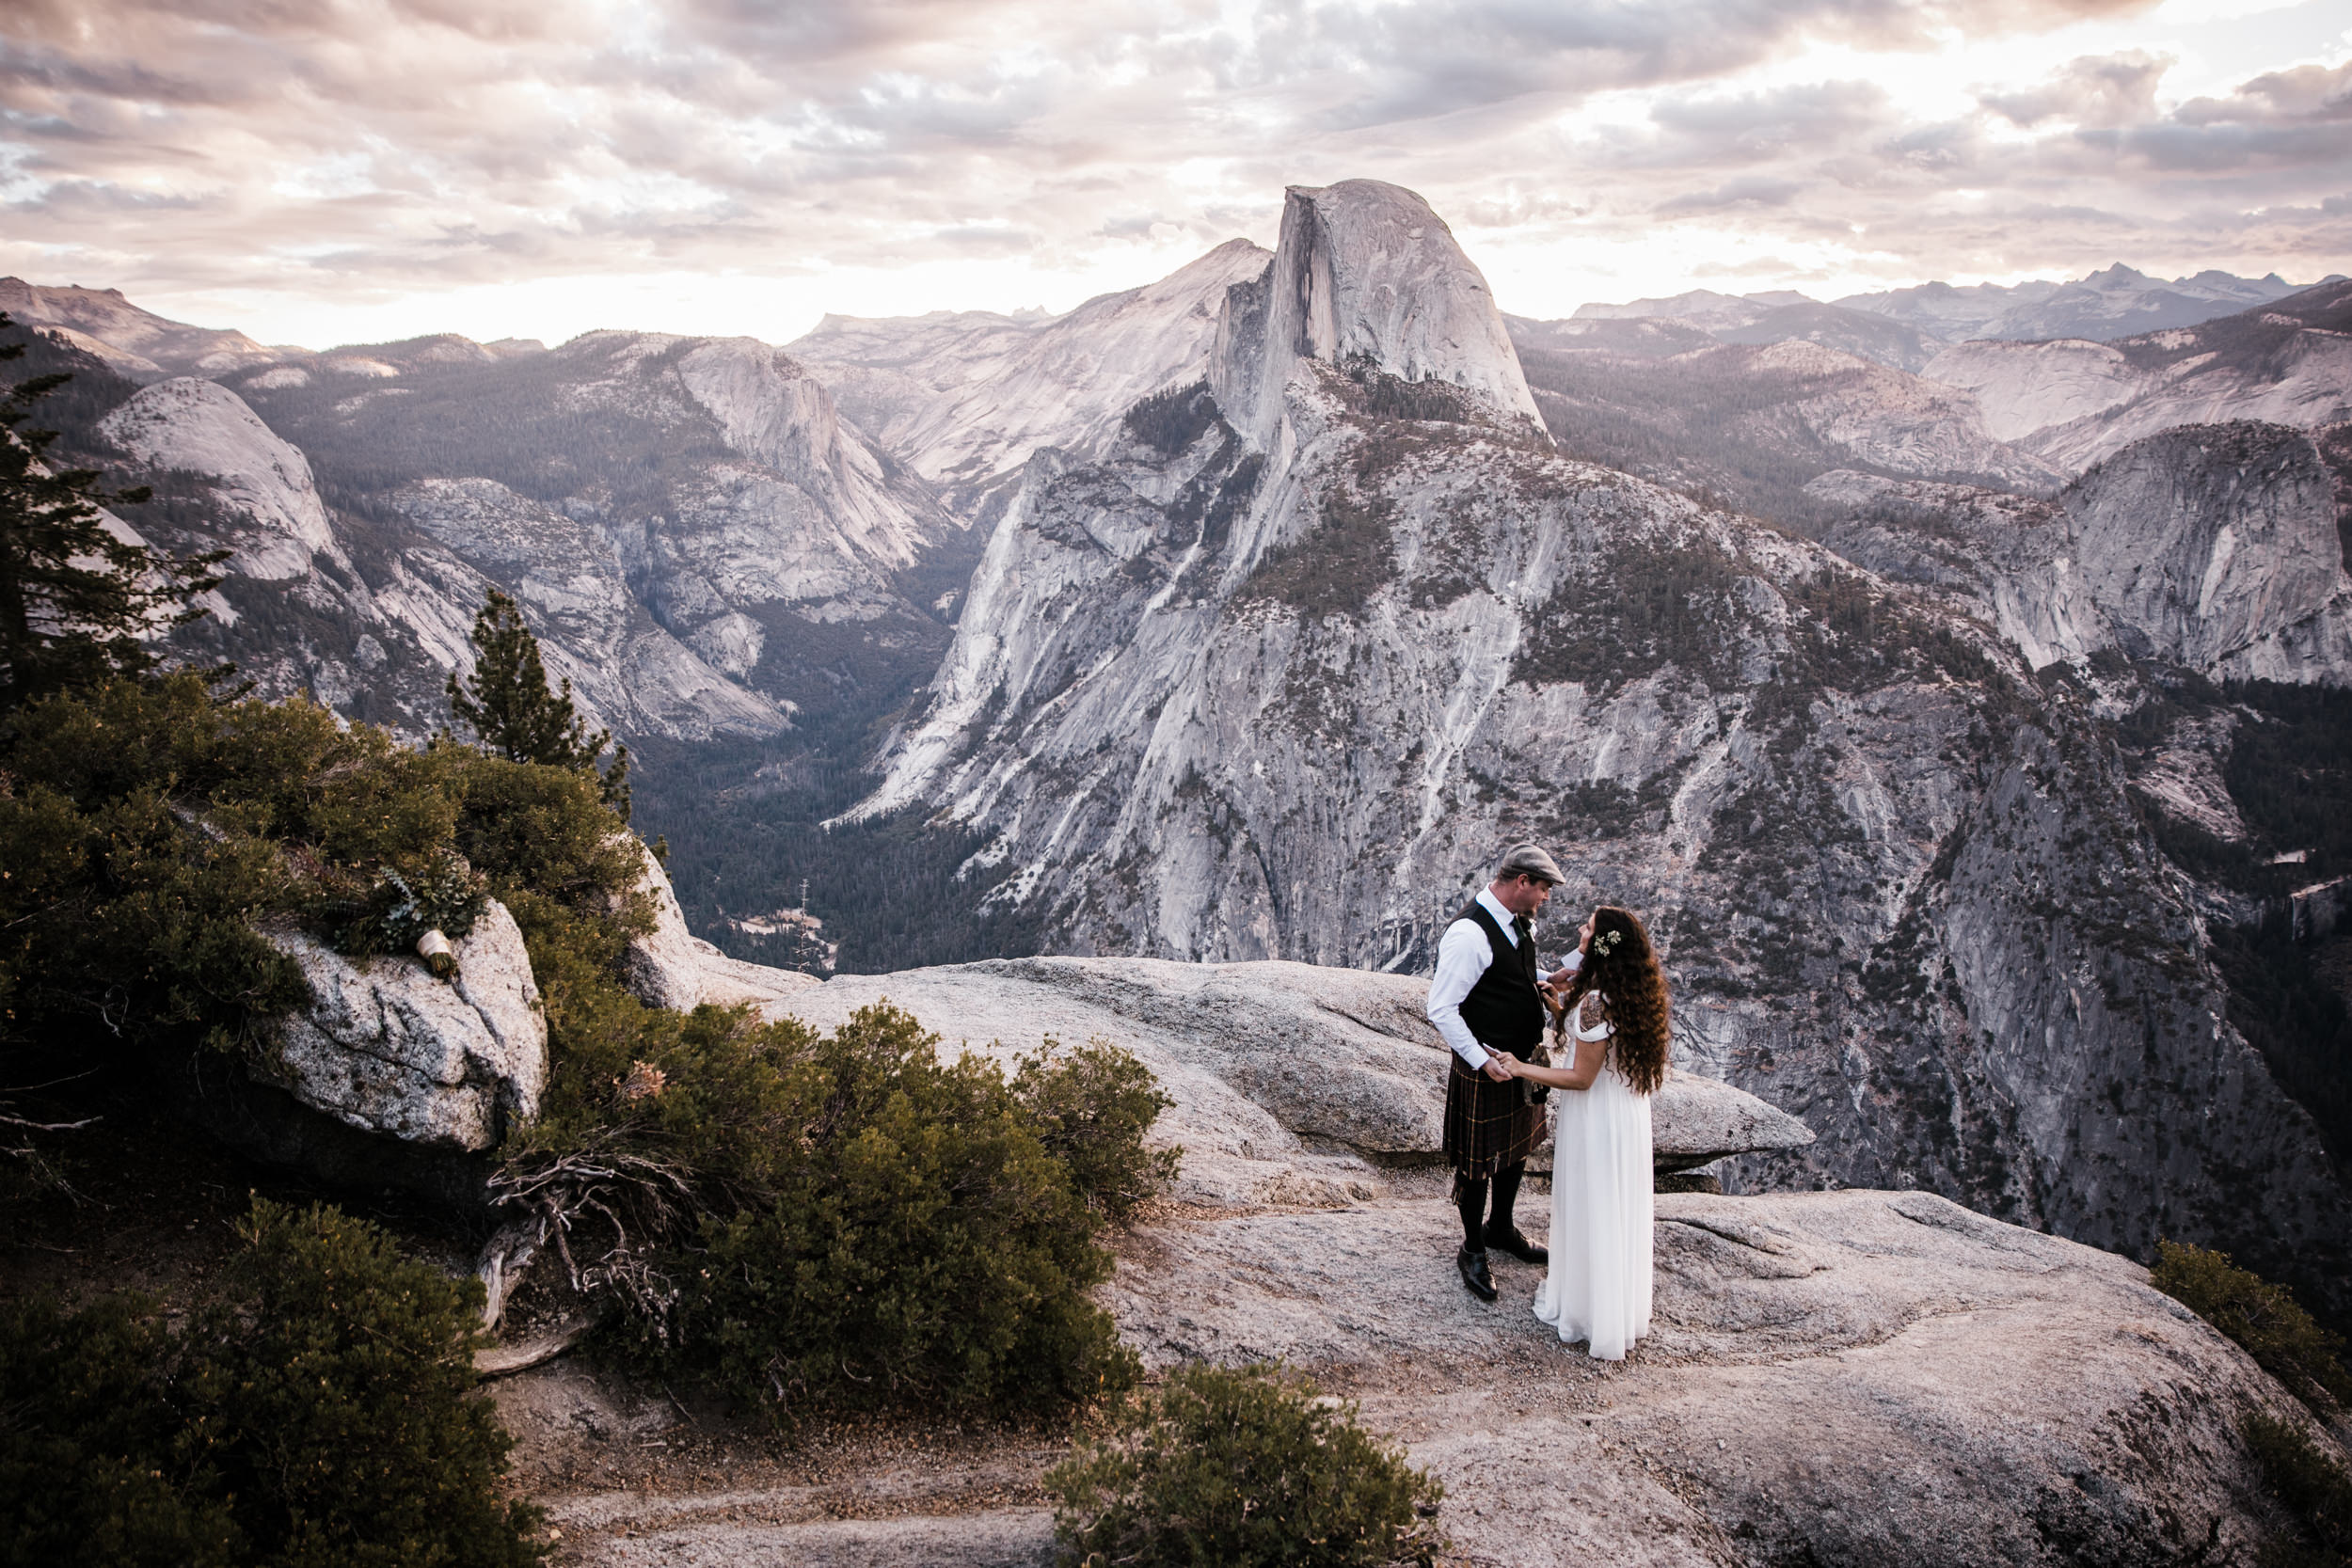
[0,315,222,711]
[447,588,629,814]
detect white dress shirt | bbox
[1425,888,1580,1069]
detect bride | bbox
[1494,905,1669,1360]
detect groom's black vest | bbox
[1457,901,1546,1056]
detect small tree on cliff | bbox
[447,588,629,814]
[0,314,221,712]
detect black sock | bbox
[1455,1176,1489,1251]
[1488,1164,1524,1239]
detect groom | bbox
[1426,843,1568,1302]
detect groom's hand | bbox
[1482,1054,1512,1082]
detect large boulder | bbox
[253,898,547,1150]
[1652,1068,1816,1172]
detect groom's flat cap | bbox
[1496,843,1565,885]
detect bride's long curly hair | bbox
[1559,906,1670,1095]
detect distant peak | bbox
[1213,178,1540,444]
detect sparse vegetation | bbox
[1124,381,1222,457]
[2242,1412,2352,1568]
[1513,535,1744,694]
[1045,1361,1445,1568]
[1241,489,1398,618]
[2152,1240,2351,1412]
[1338,356,1482,426]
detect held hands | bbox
[1481,1053,1515,1082]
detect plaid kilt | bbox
[1442,1053,1547,1179]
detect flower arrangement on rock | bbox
[334,848,489,978]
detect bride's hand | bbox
[1489,1053,1516,1078]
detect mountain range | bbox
[6,185,2350,1328]
[1573,262,2339,368]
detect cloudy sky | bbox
[3,0,2347,351]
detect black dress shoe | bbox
[1485,1226,1549,1265]
[1456,1245,1498,1301]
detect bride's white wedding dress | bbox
[1532,995,1653,1360]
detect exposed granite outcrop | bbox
[254,897,547,1150]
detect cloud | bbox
[2179,59,2352,124]
[1655,176,1805,214]
[0,0,2344,338]
[1980,50,2169,127]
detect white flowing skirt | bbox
[1532,1065,1653,1360]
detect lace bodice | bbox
[1571,990,1613,1044]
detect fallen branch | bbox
[473,1307,608,1379]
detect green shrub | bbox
[0,674,643,1078]
[2244,1412,2352,1567]
[330,848,488,958]
[1014,1037,1181,1224]
[503,1003,1152,1418]
[2152,1241,2352,1411]
[0,1200,543,1568]
[1044,1362,1444,1568]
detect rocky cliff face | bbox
[850,180,2352,1322]
[1811,420,2352,684]
[97,376,335,579]
[1923,278,2352,471]
[1212,181,1544,448]
[20,320,964,742]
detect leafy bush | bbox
[1014,1037,1181,1223]
[0,674,644,1069]
[2152,1241,2352,1411]
[500,1003,1159,1418]
[1045,1361,1444,1568]
[0,1200,543,1568]
[2243,1412,2352,1567]
[2,674,1167,1428]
